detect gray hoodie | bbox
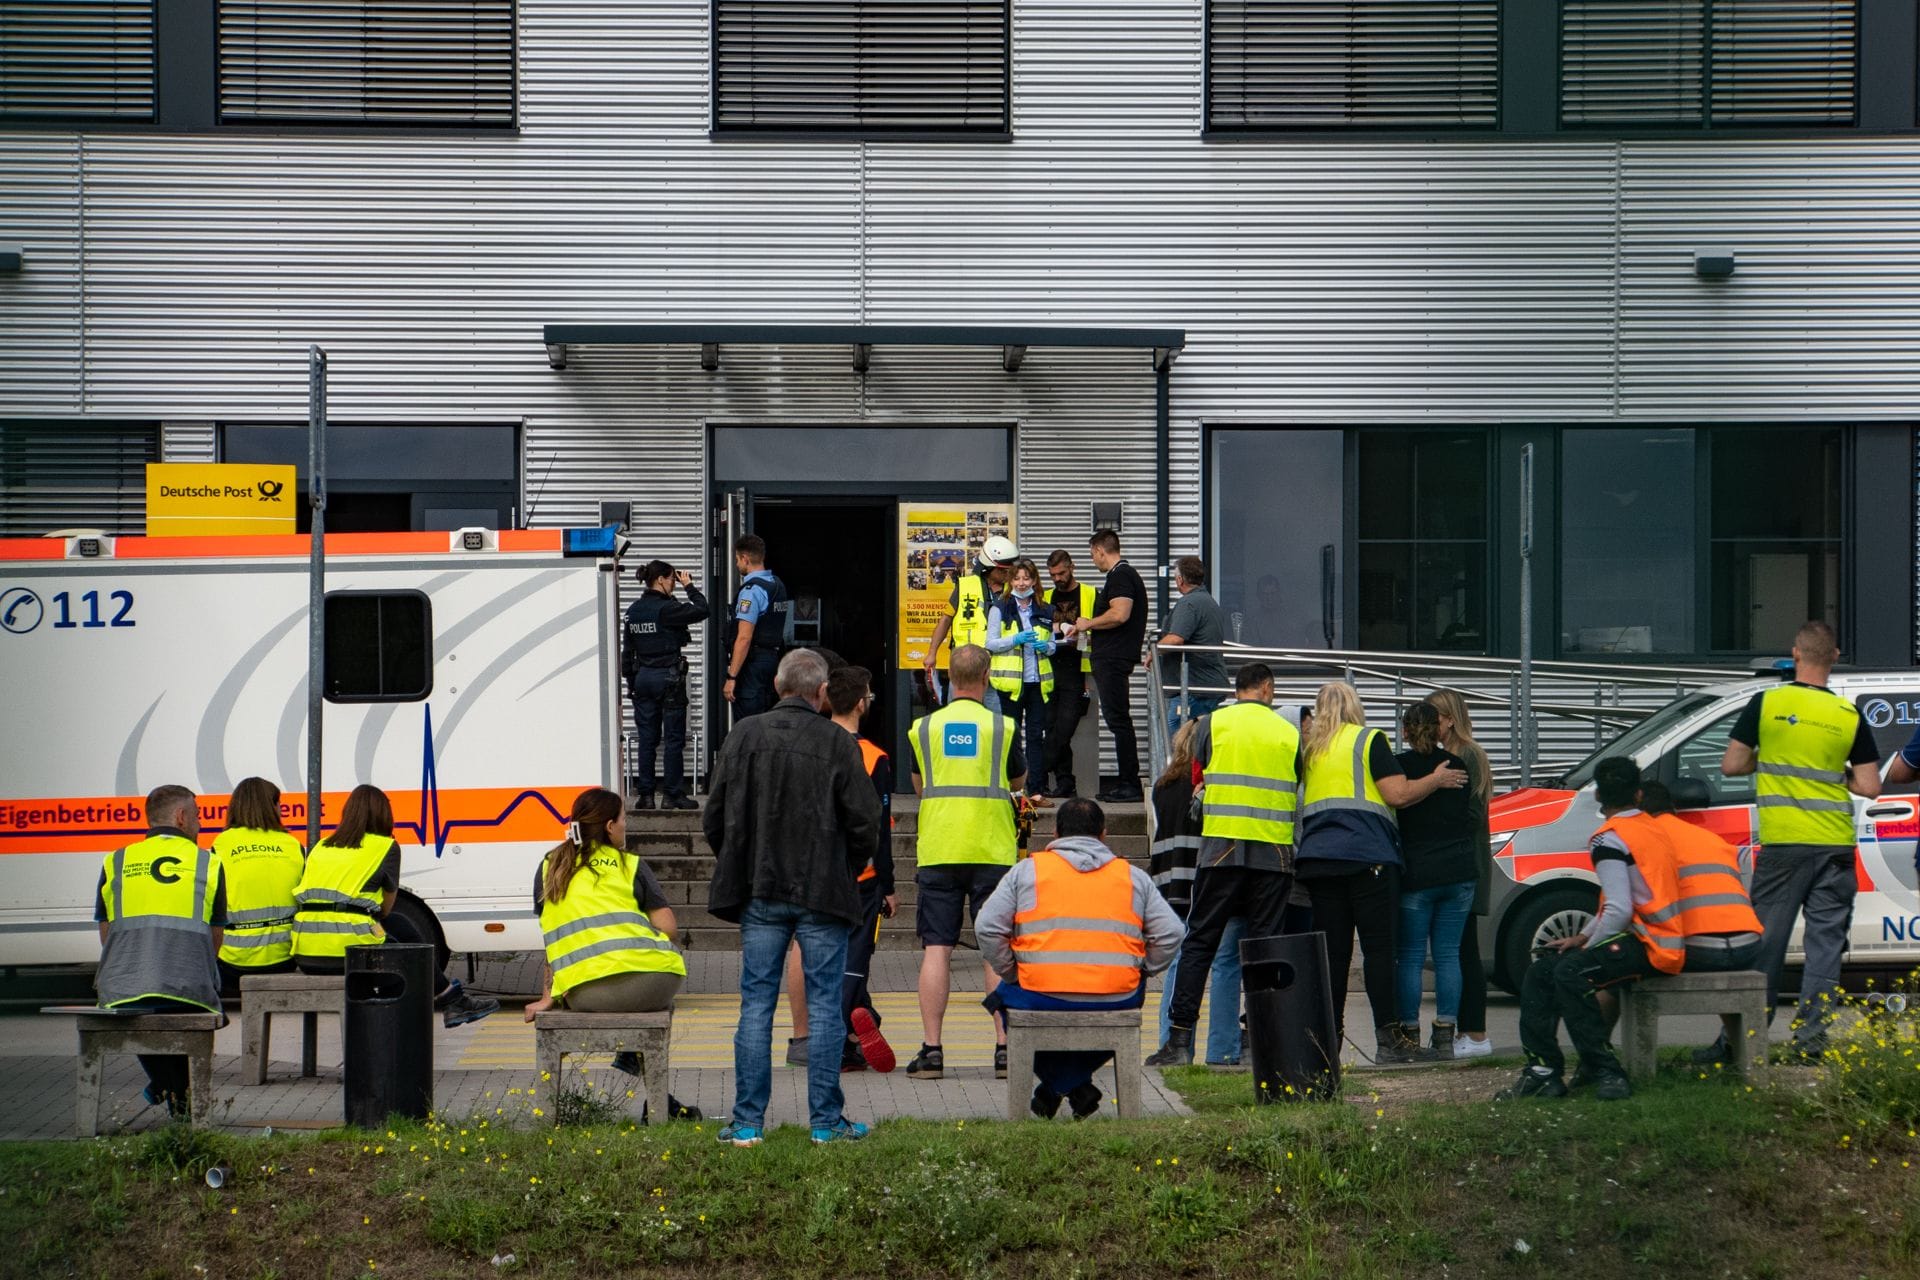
[975,835,1186,1000]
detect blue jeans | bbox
[1165,694,1222,735]
[987,975,1146,1094]
[732,899,850,1131]
[1396,880,1477,1024]
[1158,915,1245,1062]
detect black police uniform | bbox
[624,582,710,802]
[729,569,790,720]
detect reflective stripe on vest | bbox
[1753,685,1861,847]
[291,835,394,961]
[1200,701,1301,846]
[1594,813,1689,975]
[857,737,889,883]
[100,834,222,1012]
[1300,723,1395,823]
[951,573,991,651]
[1011,849,1146,995]
[215,826,305,969]
[988,604,1055,702]
[911,700,1018,867]
[538,845,685,1000]
[1650,814,1765,940]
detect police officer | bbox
[1703,620,1879,1061]
[921,535,1018,708]
[625,559,710,810]
[724,534,791,722]
[93,784,225,1117]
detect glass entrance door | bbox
[1212,429,1342,649]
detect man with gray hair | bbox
[705,648,883,1146]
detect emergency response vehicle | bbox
[1486,671,1920,992]
[0,527,625,971]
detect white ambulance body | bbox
[0,529,624,967]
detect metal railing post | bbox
[305,346,327,850]
[1518,443,1536,788]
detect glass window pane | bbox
[1559,429,1696,654]
[1357,543,1411,650]
[1356,429,1489,653]
[1709,541,1840,653]
[1710,429,1843,539]
[1211,430,1344,648]
[1357,432,1413,541]
[1667,709,1756,807]
[325,591,432,702]
[1412,433,1488,540]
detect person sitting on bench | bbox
[976,799,1184,1119]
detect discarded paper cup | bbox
[204,1162,233,1190]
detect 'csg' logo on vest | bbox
[944,726,979,757]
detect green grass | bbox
[3,1064,1918,1278]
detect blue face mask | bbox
[1013,586,1034,600]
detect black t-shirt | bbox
[1728,683,1878,765]
[1393,746,1479,891]
[1091,559,1149,664]
[531,851,668,915]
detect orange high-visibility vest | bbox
[1010,848,1146,995]
[857,738,890,884]
[1651,813,1764,940]
[1593,812,1687,975]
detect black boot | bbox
[1144,1025,1195,1068]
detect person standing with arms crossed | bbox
[906,644,1025,1081]
[723,534,790,722]
[1043,549,1097,797]
[1064,529,1148,803]
[1698,620,1879,1063]
[624,560,709,809]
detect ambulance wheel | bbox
[1495,884,1598,995]
[386,893,450,978]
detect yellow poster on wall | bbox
[899,503,1015,671]
[146,463,298,536]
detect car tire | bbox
[384,892,450,978]
[1495,884,1599,994]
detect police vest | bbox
[1051,581,1097,673]
[911,699,1018,867]
[98,832,223,1011]
[1650,813,1765,940]
[857,737,889,884]
[1592,812,1687,974]
[626,591,687,669]
[950,573,993,652]
[1300,723,1396,826]
[214,826,305,968]
[733,571,791,652]
[539,844,685,1000]
[1201,700,1301,846]
[291,834,395,962]
[988,598,1055,703]
[1011,848,1147,996]
[1754,684,1861,847]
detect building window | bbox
[1561,0,1858,128]
[1561,428,1698,653]
[324,591,432,702]
[218,0,517,127]
[0,1,156,123]
[712,0,1009,135]
[1355,430,1491,652]
[0,421,159,537]
[1206,0,1500,131]
[1708,427,1842,651]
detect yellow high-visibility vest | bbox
[911,698,1018,867]
[291,835,394,962]
[539,844,685,1000]
[1053,581,1097,673]
[1300,723,1395,825]
[1201,700,1300,845]
[98,833,222,1011]
[215,826,305,968]
[1754,684,1861,847]
[988,603,1055,703]
[951,574,992,651]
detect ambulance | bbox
[0,527,626,971]
[1485,670,1920,992]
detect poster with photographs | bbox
[899,502,1015,671]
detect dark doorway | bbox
[753,499,896,744]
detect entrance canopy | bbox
[540,323,1184,372]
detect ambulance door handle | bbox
[1865,801,1914,821]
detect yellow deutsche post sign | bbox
[146,463,298,536]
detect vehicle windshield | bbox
[1553,692,1719,790]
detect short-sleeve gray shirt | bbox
[1161,588,1230,692]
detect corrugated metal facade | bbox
[5,0,1919,719]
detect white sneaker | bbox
[1453,1035,1494,1059]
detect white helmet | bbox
[979,534,1018,568]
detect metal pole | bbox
[1518,443,1535,788]
[306,347,327,849]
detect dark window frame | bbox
[323,588,434,704]
[1351,426,1498,656]
[708,0,1013,141]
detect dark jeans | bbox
[987,976,1147,1094]
[1043,660,1088,792]
[1750,843,1857,1048]
[1003,683,1049,790]
[115,996,207,1109]
[1090,659,1139,790]
[842,878,884,1036]
[1517,934,1655,1077]
[1304,864,1399,1044]
[734,648,779,722]
[1459,916,1488,1034]
[630,663,689,797]
[218,957,294,1001]
[1167,866,1292,1030]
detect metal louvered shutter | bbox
[713,1,1009,132]
[0,423,159,538]
[1206,0,1500,130]
[1562,1,1856,127]
[0,1,155,122]
[218,1,517,126]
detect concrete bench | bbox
[48,1007,225,1135]
[1003,1008,1143,1120]
[533,1010,672,1125]
[1618,970,1769,1084]
[239,973,345,1084]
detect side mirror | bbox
[1669,777,1712,811]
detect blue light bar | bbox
[562,526,620,557]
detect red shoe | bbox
[851,1007,895,1074]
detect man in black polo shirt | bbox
[1065,529,1148,802]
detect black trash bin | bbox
[1239,932,1339,1103]
[344,943,435,1127]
